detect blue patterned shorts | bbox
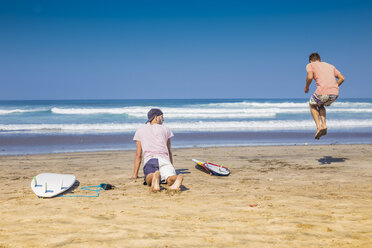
[309,93,338,107]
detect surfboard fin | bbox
[44,182,54,193]
[33,176,42,187]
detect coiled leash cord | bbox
[59,183,114,198]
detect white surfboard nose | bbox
[192,158,230,176]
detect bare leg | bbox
[309,104,322,139]
[319,106,327,136]
[151,171,160,192]
[166,175,183,190]
[145,173,153,186]
[146,171,160,192]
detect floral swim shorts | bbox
[309,93,338,107]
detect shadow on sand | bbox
[318,156,348,165]
[60,180,81,196]
[194,164,211,175]
[176,168,191,175]
[160,183,189,193]
[173,169,190,192]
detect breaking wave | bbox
[1,119,372,134]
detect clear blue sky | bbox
[1,0,371,100]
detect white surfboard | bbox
[31,173,76,198]
[192,159,230,176]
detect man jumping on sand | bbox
[305,52,345,139]
[131,108,183,192]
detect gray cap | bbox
[146,108,163,123]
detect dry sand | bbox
[1,144,372,248]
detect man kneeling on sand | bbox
[131,108,183,191]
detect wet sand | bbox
[2,131,372,156]
[1,144,372,247]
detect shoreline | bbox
[1,144,372,247]
[1,142,372,158]
[1,131,372,156]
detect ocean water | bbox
[1,98,372,155]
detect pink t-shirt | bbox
[133,123,174,163]
[306,61,340,95]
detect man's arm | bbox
[336,73,345,87]
[167,138,173,164]
[132,141,142,178]
[304,71,314,93]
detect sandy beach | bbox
[1,144,372,247]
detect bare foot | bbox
[317,125,328,139]
[315,129,322,139]
[169,175,183,190]
[150,171,160,192]
[322,124,328,136]
[318,128,327,139]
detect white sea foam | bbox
[204,101,308,108]
[0,108,46,115]
[50,105,372,118]
[51,106,306,118]
[328,108,372,113]
[51,107,130,115]
[2,100,372,120]
[332,101,372,107]
[1,119,372,134]
[203,101,372,108]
